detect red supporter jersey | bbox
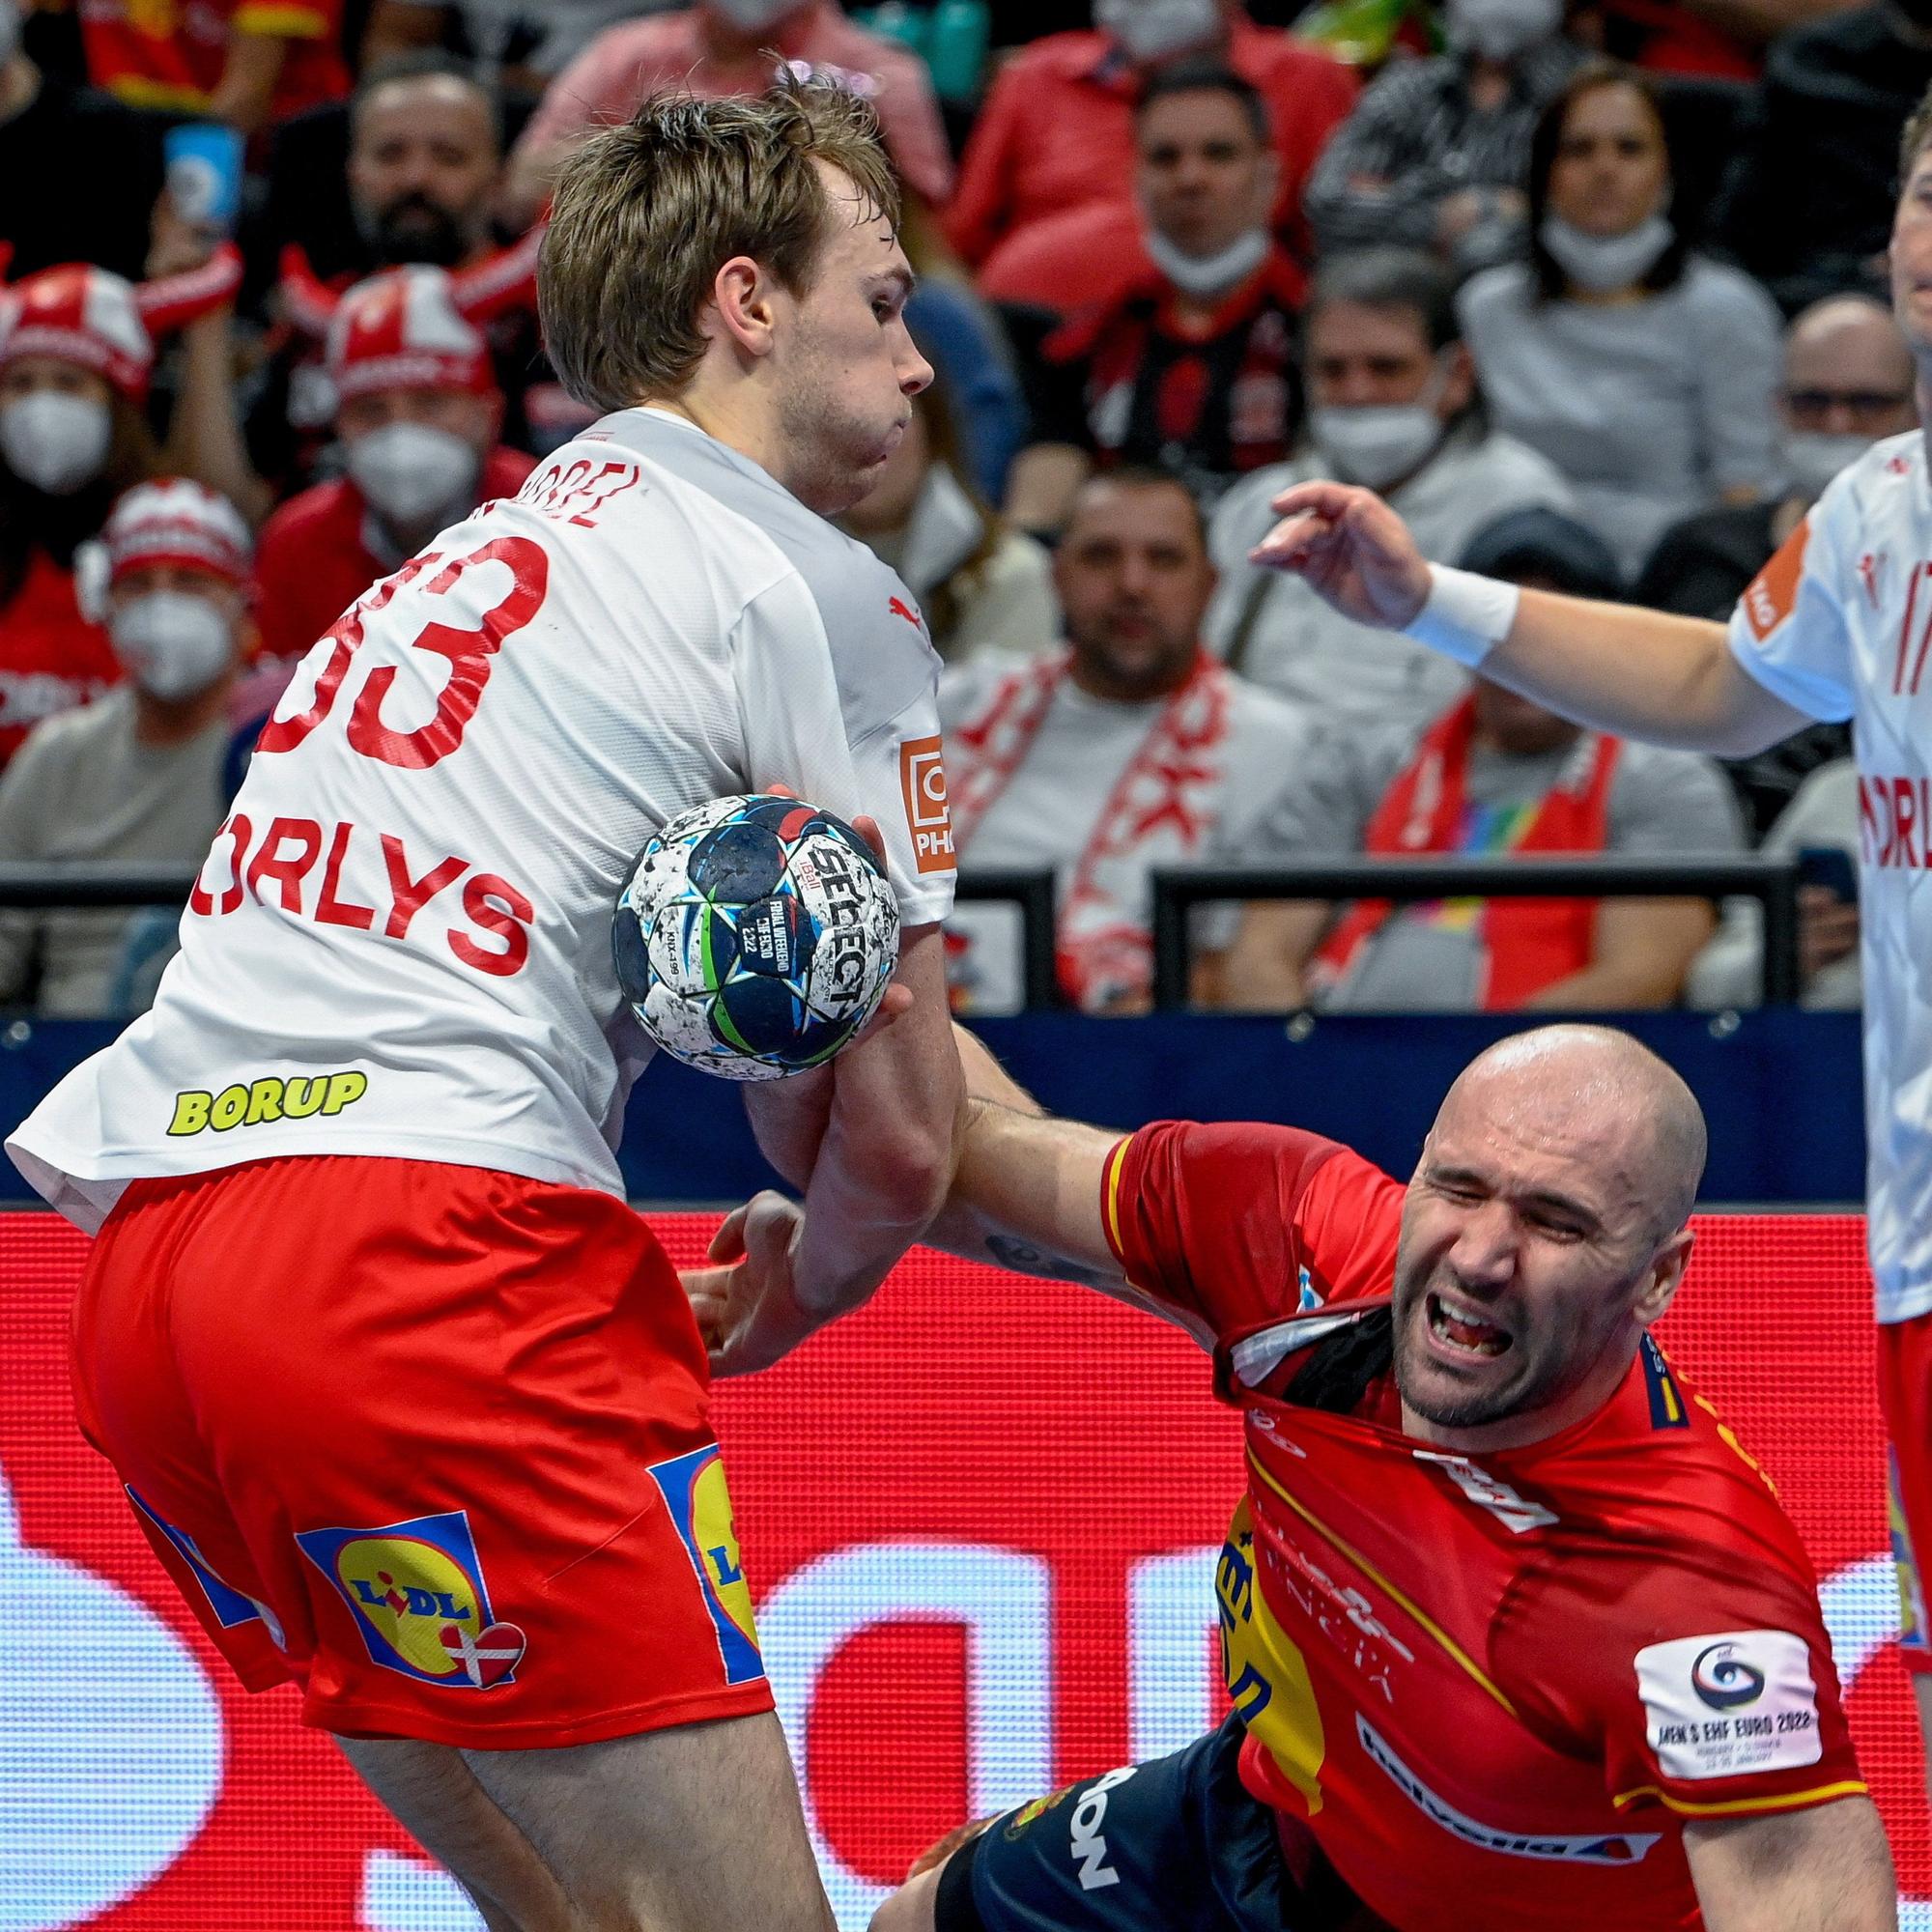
[1100,1122,1865,1932]
[251,447,537,667]
[0,550,122,768]
[81,0,349,121]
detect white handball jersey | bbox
[8,408,958,1232]
[1727,430,1932,1323]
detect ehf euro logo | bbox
[296,1509,525,1689]
[1690,1640,1767,1712]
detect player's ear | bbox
[1633,1227,1694,1330]
[710,255,780,360]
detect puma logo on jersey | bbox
[888,596,923,632]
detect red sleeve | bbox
[250,504,312,666]
[1504,1535,1864,1822]
[1099,1120,1403,1341]
[943,61,1024,265]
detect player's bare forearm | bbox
[1483,592,1808,757]
[787,923,961,1315]
[1683,1795,1896,1931]
[1251,481,1812,756]
[917,1025,1142,1293]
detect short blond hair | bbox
[539,74,902,412]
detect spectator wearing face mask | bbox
[0,0,175,282]
[1711,3,1932,314]
[949,0,1356,298]
[1634,294,1915,835]
[251,266,534,667]
[1217,507,1742,1014]
[1204,246,1573,732]
[1004,63,1307,536]
[0,255,247,768]
[1303,0,1582,273]
[252,54,554,488]
[1458,60,1784,577]
[79,0,349,133]
[839,375,1056,664]
[500,0,952,230]
[0,479,250,1017]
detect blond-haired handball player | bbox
[7,77,960,1932]
[1240,77,1932,1811]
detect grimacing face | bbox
[771,166,933,517]
[1388,1070,1684,1440]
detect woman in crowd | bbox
[0,241,251,769]
[1456,61,1782,576]
[840,374,1057,664]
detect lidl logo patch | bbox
[295,1509,522,1688]
[646,1445,764,1686]
[128,1487,284,1647]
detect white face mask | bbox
[1445,0,1562,60]
[1310,360,1451,490]
[705,0,803,28]
[1539,213,1674,294]
[345,420,480,529]
[1784,430,1871,504]
[110,590,234,700]
[1144,226,1268,297]
[0,390,114,497]
[1094,0,1220,64]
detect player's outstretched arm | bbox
[1248,480,1813,757]
[1683,1795,1896,1931]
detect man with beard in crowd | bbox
[250,53,554,487]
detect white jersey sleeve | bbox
[731,563,955,927]
[1724,475,1860,723]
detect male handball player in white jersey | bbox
[1243,81,1932,1806]
[7,79,961,1932]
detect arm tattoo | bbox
[984,1233,1116,1288]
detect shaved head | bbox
[1442,1025,1707,1241]
[1391,1026,1706,1450]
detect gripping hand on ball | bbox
[1245,480,1433,630]
[683,1190,824,1377]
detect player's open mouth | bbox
[1427,1291,1512,1359]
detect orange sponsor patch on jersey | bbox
[899,735,955,875]
[1743,518,1810,642]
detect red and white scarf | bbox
[947,648,1234,1009]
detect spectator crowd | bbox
[0,0,1897,1019]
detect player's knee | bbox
[869,1860,947,1932]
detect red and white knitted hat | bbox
[0,265,153,398]
[0,248,243,402]
[102,479,253,586]
[326,266,496,407]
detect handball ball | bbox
[614,793,901,1081]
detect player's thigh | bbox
[462,1709,835,1932]
[336,1735,580,1932]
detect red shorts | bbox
[1880,1309,1932,1677]
[72,1155,774,1747]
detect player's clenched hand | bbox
[1245,480,1432,630]
[682,1189,825,1377]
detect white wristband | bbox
[1400,564,1520,669]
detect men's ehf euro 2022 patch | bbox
[1634,1629,1821,1779]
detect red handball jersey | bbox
[1100,1122,1865,1932]
[82,0,349,122]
